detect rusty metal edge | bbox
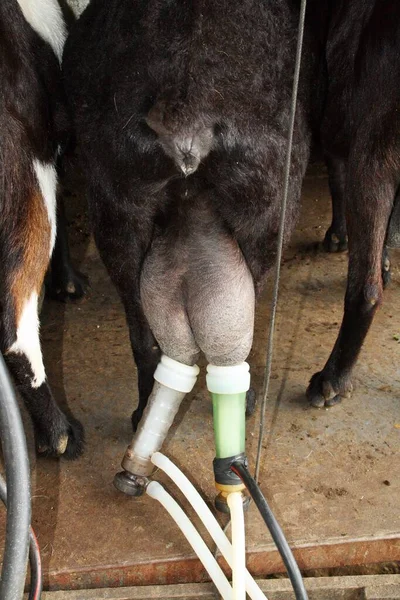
[24,575,400,600]
[43,536,400,591]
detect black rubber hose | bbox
[231,461,308,600]
[0,474,42,600]
[0,354,31,600]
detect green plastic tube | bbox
[211,392,246,459]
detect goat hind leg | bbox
[90,191,160,432]
[124,301,161,431]
[46,195,88,302]
[323,156,348,252]
[4,291,84,459]
[3,164,84,458]
[308,146,395,408]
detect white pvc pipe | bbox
[123,357,199,476]
[151,452,266,600]
[227,493,246,600]
[125,382,186,475]
[146,481,232,600]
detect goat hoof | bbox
[47,268,89,303]
[323,229,348,253]
[382,254,391,289]
[245,388,257,417]
[36,417,85,460]
[307,371,353,408]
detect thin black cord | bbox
[0,354,31,600]
[28,529,43,600]
[232,462,308,600]
[254,0,308,483]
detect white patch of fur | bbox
[9,293,45,388]
[66,0,88,18]
[33,160,57,256]
[16,0,67,63]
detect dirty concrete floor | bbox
[0,164,399,591]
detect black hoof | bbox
[307,371,353,408]
[36,417,85,460]
[323,228,348,253]
[46,268,89,302]
[245,388,257,417]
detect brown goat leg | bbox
[2,173,84,458]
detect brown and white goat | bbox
[0,0,84,457]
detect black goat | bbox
[0,0,84,457]
[307,0,400,406]
[63,0,315,426]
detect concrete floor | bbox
[1,164,399,591]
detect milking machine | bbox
[114,354,308,600]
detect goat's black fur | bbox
[307,0,400,406]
